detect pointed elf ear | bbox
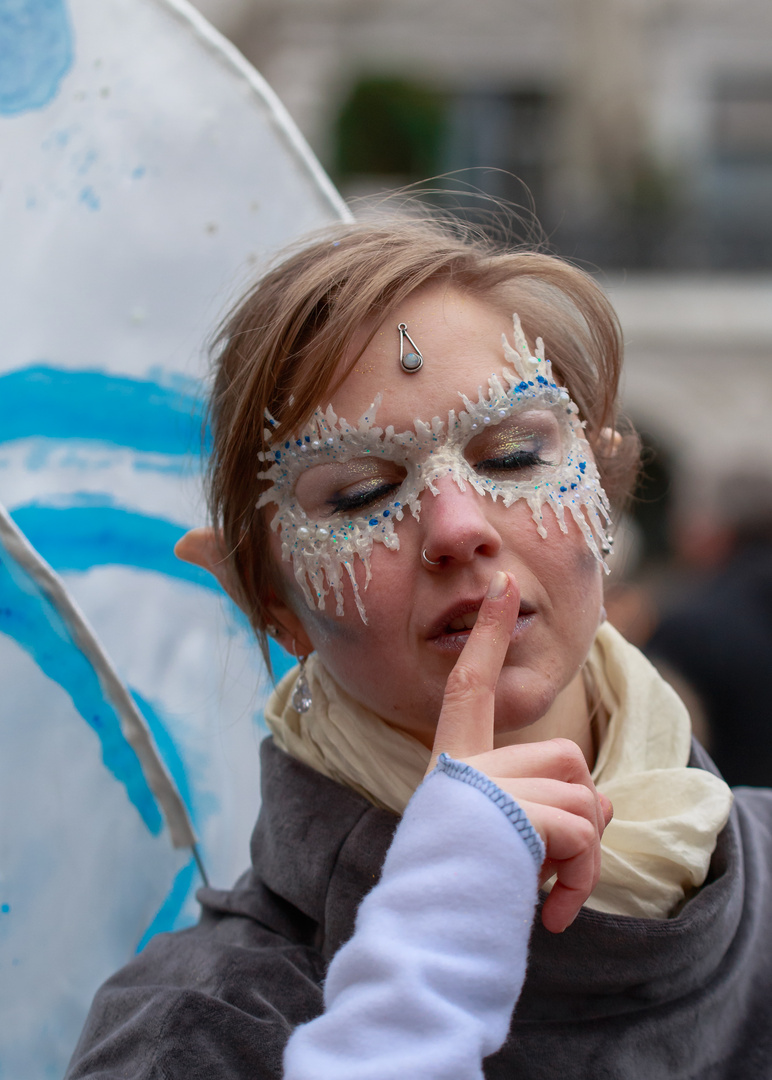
[174,527,240,603]
[175,527,314,658]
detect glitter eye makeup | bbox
[295,459,408,518]
[256,314,612,621]
[465,411,564,480]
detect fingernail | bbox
[487,570,508,599]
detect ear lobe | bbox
[265,592,315,657]
[174,527,240,603]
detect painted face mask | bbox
[257,315,612,622]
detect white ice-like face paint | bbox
[257,315,612,621]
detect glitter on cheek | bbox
[256,315,613,620]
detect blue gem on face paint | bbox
[383,509,390,517]
[579,461,586,473]
[369,518,378,526]
[285,442,290,449]
[560,486,567,492]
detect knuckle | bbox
[572,816,598,852]
[548,737,588,781]
[573,786,597,821]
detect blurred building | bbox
[193,0,772,270]
[191,0,772,571]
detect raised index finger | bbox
[429,570,520,768]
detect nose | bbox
[419,474,503,570]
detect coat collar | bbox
[201,737,747,1005]
[199,738,398,961]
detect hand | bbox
[428,570,612,934]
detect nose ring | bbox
[421,548,442,568]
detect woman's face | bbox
[268,283,605,748]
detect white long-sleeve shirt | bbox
[283,754,545,1080]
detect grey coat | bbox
[66,738,772,1079]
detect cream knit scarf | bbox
[264,623,733,919]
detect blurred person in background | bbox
[647,470,772,788]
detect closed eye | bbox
[295,459,407,519]
[475,449,548,473]
[466,409,564,477]
[327,477,402,514]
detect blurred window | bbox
[443,88,553,210]
[714,78,772,165]
[333,79,553,220]
[702,77,772,265]
[334,77,447,184]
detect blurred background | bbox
[189,0,772,783]
[5,5,769,1073]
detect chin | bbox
[493,669,567,733]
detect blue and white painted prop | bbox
[0,1,349,1075]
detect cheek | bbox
[530,517,604,617]
[295,594,363,650]
[559,540,604,628]
[267,530,352,648]
[269,527,406,650]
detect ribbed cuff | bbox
[435,753,545,868]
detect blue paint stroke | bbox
[135,857,197,953]
[11,500,216,590]
[9,500,256,647]
[131,689,194,824]
[0,0,74,116]
[0,366,209,455]
[0,902,10,950]
[9,502,297,714]
[78,185,100,211]
[0,544,162,834]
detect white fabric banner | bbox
[0,1,348,1074]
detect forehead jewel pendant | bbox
[398,322,423,373]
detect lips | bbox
[427,596,536,642]
[447,610,480,633]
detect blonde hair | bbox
[207,218,639,671]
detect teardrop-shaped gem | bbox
[398,322,423,373]
[292,668,313,713]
